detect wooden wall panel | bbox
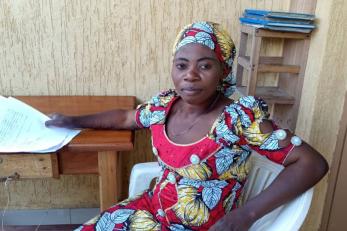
[296,0,347,230]
[0,0,292,210]
[0,175,99,209]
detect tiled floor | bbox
[2,208,99,225]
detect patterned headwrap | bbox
[172,21,237,97]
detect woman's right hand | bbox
[45,113,77,129]
[209,207,255,231]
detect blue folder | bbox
[240,9,316,33]
[239,17,315,29]
[244,9,315,21]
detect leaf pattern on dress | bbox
[236,149,250,165]
[201,179,228,188]
[129,210,161,230]
[159,96,173,107]
[110,209,135,224]
[150,110,166,124]
[259,132,280,150]
[239,96,257,109]
[239,96,269,123]
[215,120,240,145]
[225,104,239,123]
[223,182,242,213]
[240,144,251,151]
[216,146,250,181]
[226,104,252,128]
[173,185,209,226]
[215,148,235,175]
[150,91,174,107]
[178,179,227,210]
[169,224,193,231]
[176,162,212,180]
[238,109,253,128]
[179,178,202,188]
[150,95,161,107]
[202,187,222,210]
[179,178,228,189]
[243,121,268,146]
[219,160,249,182]
[138,104,152,127]
[95,212,115,231]
[239,96,269,118]
[138,90,177,127]
[252,106,264,121]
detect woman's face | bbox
[171,43,225,105]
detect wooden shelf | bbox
[235,24,312,130]
[238,56,300,74]
[241,24,310,39]
[237,86,295,105]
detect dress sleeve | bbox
[135,89,176,128]
[229,96,293,165]
[135,101,153,128]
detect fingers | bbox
[45,113,65,127]
[45,119,55,127]
[45,118,58,127]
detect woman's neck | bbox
[176,92,221,116]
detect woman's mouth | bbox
[181,87,202,95]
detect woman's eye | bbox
[176,63,186,70]
[200,64,211,70]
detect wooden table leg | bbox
[98,151,119,211]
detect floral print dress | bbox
[76,89,294,231]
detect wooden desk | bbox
[0,96,136,211]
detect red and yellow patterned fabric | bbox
[75,90,294,231]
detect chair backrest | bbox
[128,152,313,231]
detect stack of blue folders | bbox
[240,9,316,33]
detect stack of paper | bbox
[0,96,80,153]
[240,9,316,33]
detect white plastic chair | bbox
[129,152,313,231]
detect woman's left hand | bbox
[209,208,255,231]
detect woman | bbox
[46,21,328,231]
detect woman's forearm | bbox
[45,109,138,130]
[240,143,328,223]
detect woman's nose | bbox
[184,66,199,81]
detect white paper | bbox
[0,96,80,153]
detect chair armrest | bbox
[265,188,314,231]
[128,162,161,198]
